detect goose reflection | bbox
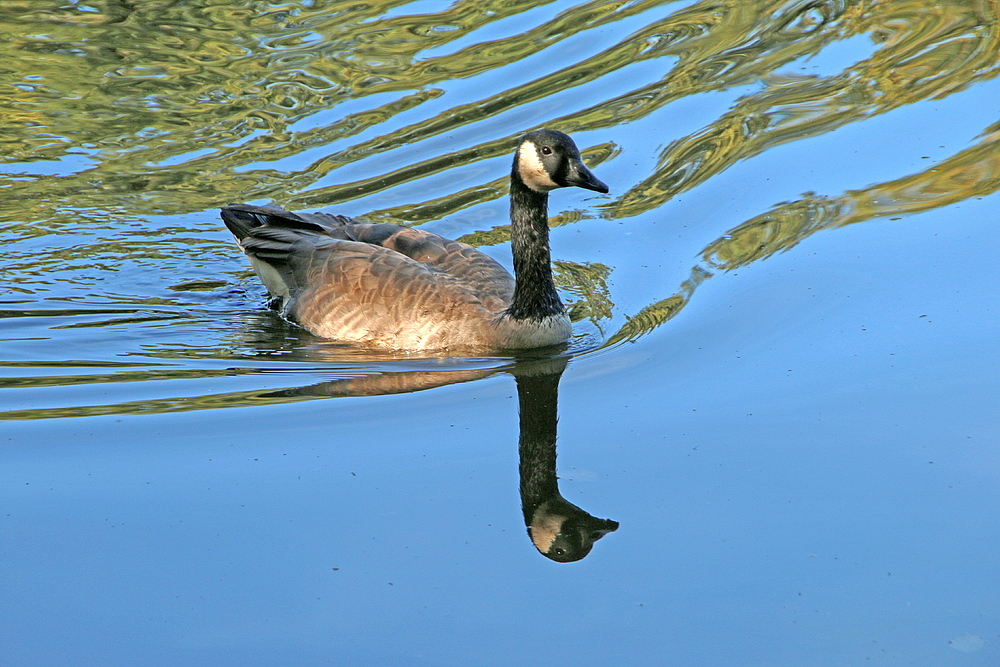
[263,349,617,561]
[514,357,618,561]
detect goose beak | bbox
[564,159,609,194]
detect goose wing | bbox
[222,204,514,309]
[221,204,513,347]
[338,222,515,310]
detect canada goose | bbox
[221,130,608,350]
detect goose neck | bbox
[506,176,563,320]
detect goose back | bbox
[222,204,553,349]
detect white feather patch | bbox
[492,313,572,348]
[248,256,290,303]
[517,141,558,192]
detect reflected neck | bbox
[516,371,561,523]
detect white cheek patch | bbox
[529,513,564,553]
[517,142,559,192]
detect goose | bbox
[221,129,608,351]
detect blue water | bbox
[2,1,998,664]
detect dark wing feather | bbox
[222,204,514,312]
[222,204,335,238]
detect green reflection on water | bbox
[1,0,998,416]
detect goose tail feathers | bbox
[221,204,328,240]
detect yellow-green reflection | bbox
[606,122,1000,345]
[3,0,996,228]
[1,0,998,417]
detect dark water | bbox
[2,1,998,664]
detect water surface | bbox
[2,1,998,664]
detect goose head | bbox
[514,130,609,195]
[528,496,620,562]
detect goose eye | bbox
[540,146,553,155]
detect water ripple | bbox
[1,0,997,414]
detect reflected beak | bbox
[565,159,609,194]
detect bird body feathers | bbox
[222,204,570,350]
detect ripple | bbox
[1,0,998,412]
